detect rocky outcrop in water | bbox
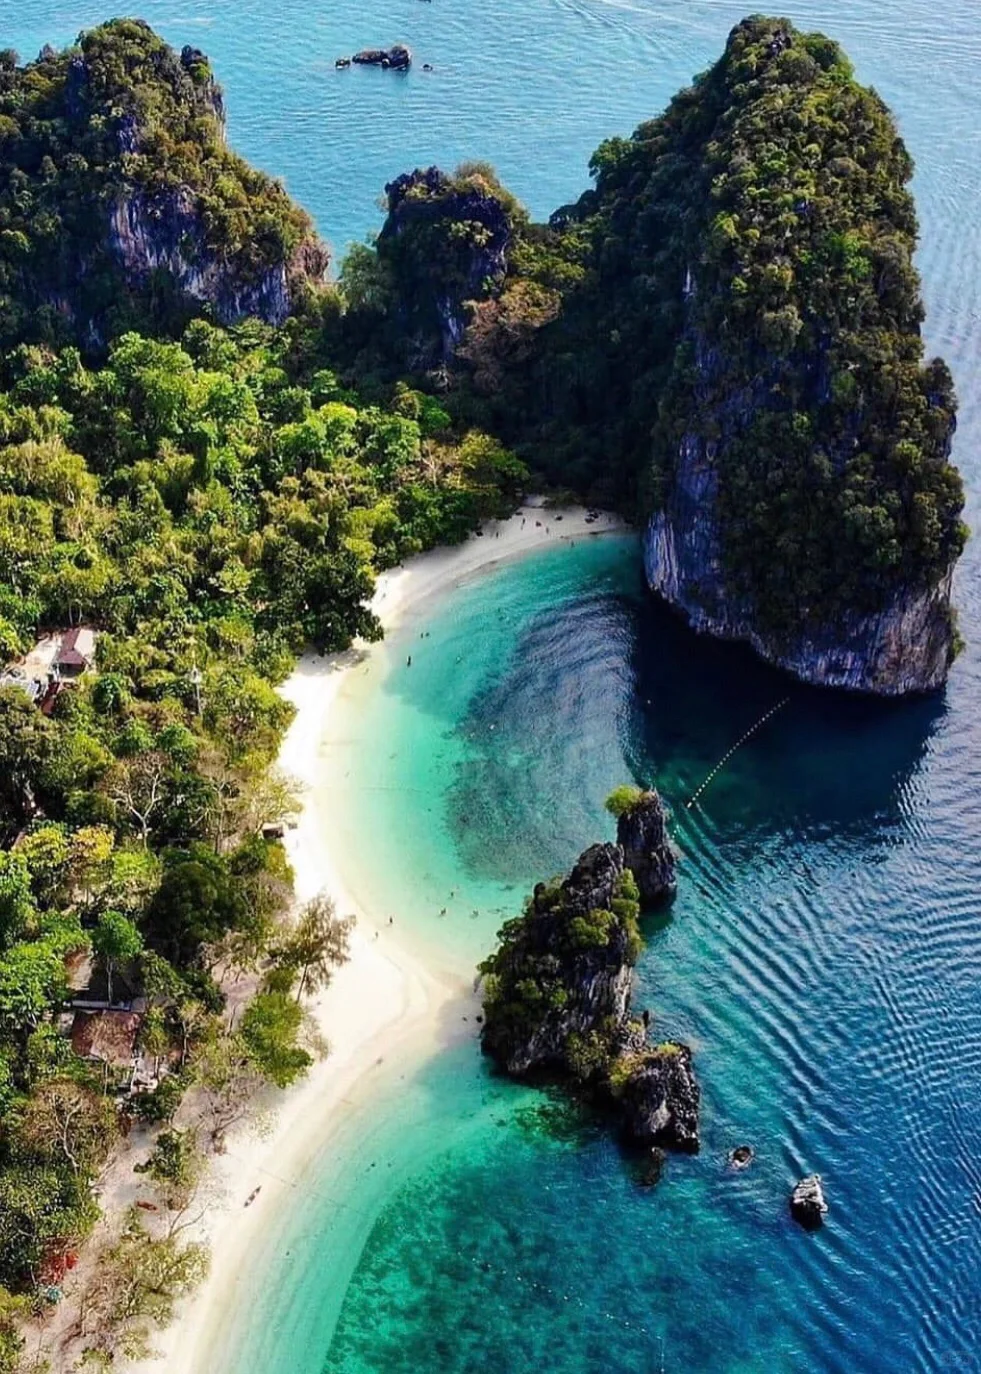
[389,16,964,697]
[790,1174,829,1229]
[479,840,699,1154]
[615,790,676,907]
[643,422,958,696]
[480,843,635,1077]
[613,1043,700,1151]
[352,45,412,70]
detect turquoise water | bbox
[227,532,981,1373]
[9,1,981,1370]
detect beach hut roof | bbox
[70,1010,142,1067]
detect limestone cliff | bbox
[621,19,967,695]
[376,165,519,365]
[0,22,328,349]
[615,791,676,906]
[107,193,327,329]
[643,451,958,695]
[480,843,637,1078]
[388,16,966,696]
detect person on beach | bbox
[407,654,412,667]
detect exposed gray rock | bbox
[616,790,676,907]
[615,1043,700,1152]
[352,45,412,70]
[108,193,328,327]
[480,840,699,1155]
[378,165,514,363]
[790,1174,828,1229]
[729,1144,754,1169]
[645,511,955,696]
[481,843,634,1077]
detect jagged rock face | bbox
[378,166,515,363]
[0,22,327,349]
[541,841,625,917]
[616,1044,700,1153]
[541,14,965,697]
[481,843,634,1076]
[481,839,700,1156]
[644,444,957,695]
[643,270,958,697]
[616,792,676,906]
[108,194,328,328]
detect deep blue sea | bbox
[7,2,981,1371]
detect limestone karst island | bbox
[0,8,977,1374]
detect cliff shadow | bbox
[625,590,947,851]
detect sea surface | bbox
[8,1,981,1371]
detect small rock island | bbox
[479,790,699,1156]
[350,45,412,71]
[791,1174,829,1229]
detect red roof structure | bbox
[70,1010,141,1068]
[56,628,93,670]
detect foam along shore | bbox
[130,498,626,1374]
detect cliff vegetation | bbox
[340,16,966,672]
[0,20,326,350]
[480,793,698,1155]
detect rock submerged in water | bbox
[790,1174,828,1229]
[729,1144,754,1170]
[351,44,412,70]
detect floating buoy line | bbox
[686,696,791,809]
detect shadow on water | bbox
[434,551,945,891]
[628,592,947,833]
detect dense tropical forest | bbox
[0,318,523,1365]
[0,22,525,1367]
[0,11,968,1369]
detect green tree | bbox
[241,991,312,1088]
[0,690,52,838]
[80,1214,208,1365]
[0,940,67,1038]
[604,785,645,819]
[14,1078,117,1178]
[92,910,143,1005]
[0,853,35,950]
[271,895,353,1002]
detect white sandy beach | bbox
[123,499,626,1374]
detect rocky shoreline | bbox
[479,791,700,1160]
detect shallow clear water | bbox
[245,536,980,1374]
[9,0,981,1370]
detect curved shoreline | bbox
[139,500,626,1374]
